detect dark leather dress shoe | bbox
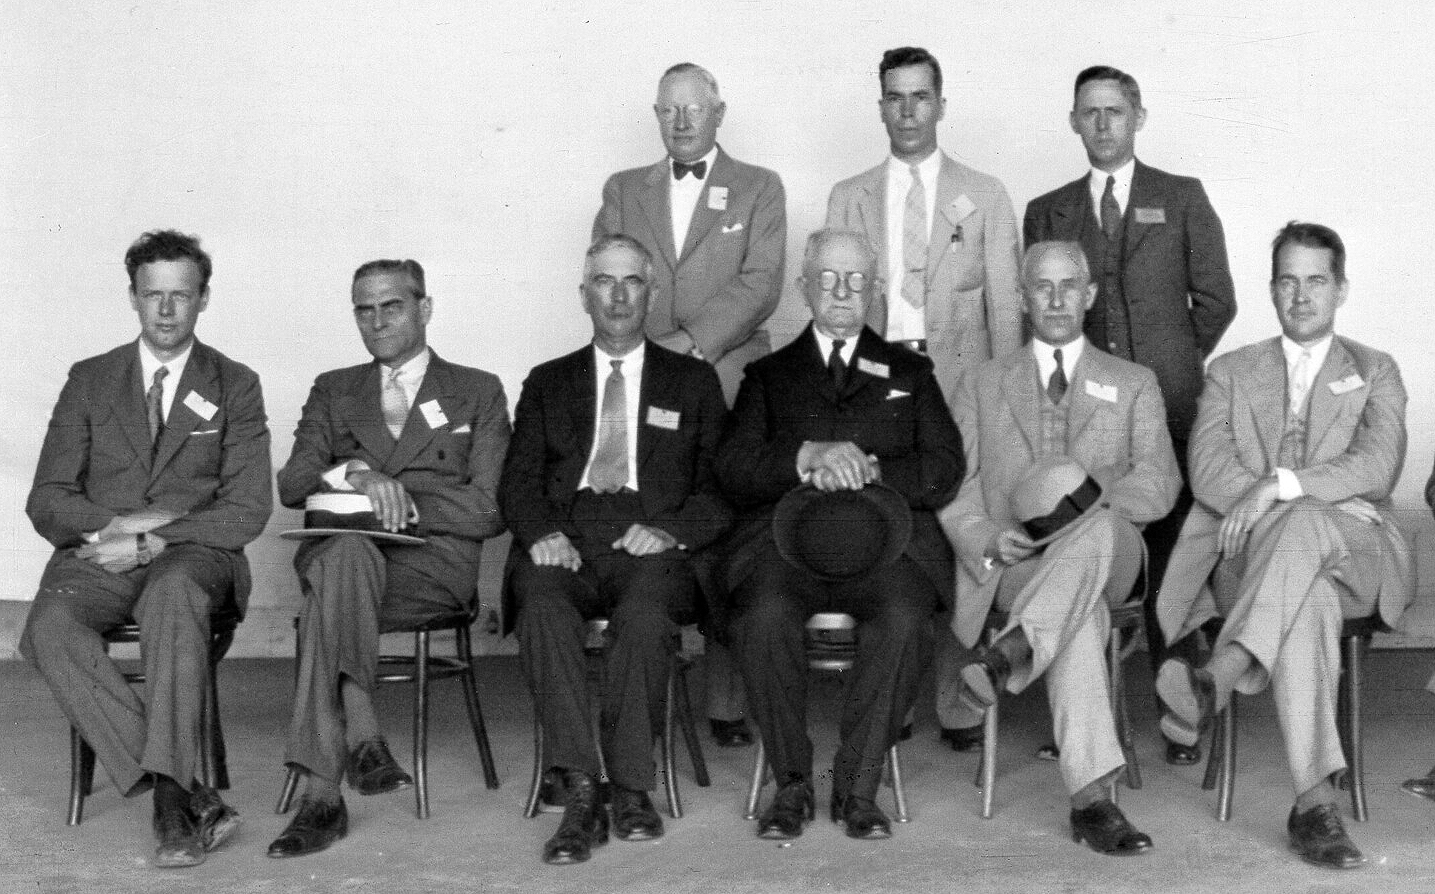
[940,725,983,753]
[1155,659,1216,747]
[267,795,348,858]
[543,771,608,865]
[153,802,205,868]
[831,793,892,840]
[958,648,1012,712]
[1069,799,1153,856]
[1288,803,1367,869]
[190,784,241,852]
[709,718,753,748]
[1164,737,1202,766]
[611,786,664,841]
[1401,774,1435,803]
[345,738,413,795]
[756,779,814,840]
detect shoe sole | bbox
[1159,713,1201,748]
[757,826,803,840]
[958,663,998,711]
[202,811,242,852]
[614,827,664,842]
[154,847,206,868]
[1288,841,1368,869]
[350,776,413,796]
[1071,831,1153,856]
[1400,780,1435,803]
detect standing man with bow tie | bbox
[593,61,786,749]
[1024,65,1237,766]
[826,44,1023,755]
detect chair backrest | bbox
[805,612,856,672]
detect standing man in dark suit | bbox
[718,229,963,842]
[23,230,271,868]
[500,235,731,866]
[1024,65,1237,764]
[267,259,510,858]
[594,61,785,748]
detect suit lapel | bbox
[636,345,665,474]
[569,349,598,464]
[347,363,397,464]
[1122,161,1162,260]
[843,330,892,400]
[679,149,732,261]
[925,155,965,283]
[1001,349,1042,453]
[150,344,216,478]
[1066,349,1100,444]
[1305,338,1357,463]
[384,354,448,474]
[855,167,891,338]
[112,345,153,470]
[796,326,842,404]
[1250,339,1288,470]
[637,161,678,271]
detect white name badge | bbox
[1084,380,1119,403]
[950,194,977,220]
[419,399,449,429]
[1329,374,1365,395]
[707,186,728,211]
[1133,207,1166,225]
[183,390,218,421]
[857,358,889,379]
[647,406,681,430]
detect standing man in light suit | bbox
[1025,65,1236,765]
[594,61,786,748]
[826,44,1022,753]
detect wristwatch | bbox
[135,532,152,566]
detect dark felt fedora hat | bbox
[1009,456,1105,548]
[280,493,426,546]
[772,482,913,582]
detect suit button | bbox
[437,450,447,461]
[1108,342,1118,351]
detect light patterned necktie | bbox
[381,367,408,439]
[1289,349,1312,418]
[145,366,169,447]
[1047,348,1068,403]
[1100,174,1121,239]
[901,164,928,308]
[588,359,629,493]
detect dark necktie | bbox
[588,359,629,493]
[146,366,169,447]
[673,159,707,180]
[1047,348,1068,404]
[1100,174,1121,239]
[827,339,848,389]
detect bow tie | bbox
[673,159,707,180]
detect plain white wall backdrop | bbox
[3,1,1433,628]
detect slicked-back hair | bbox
[353,259,426,299]
[1271,221,1347,283]
[658,62,721,101]
[584,233,655,282]
[879,46,942,96]
[1021,240,1092,285]
[124,229,212,290]
[1073,65,1142,110]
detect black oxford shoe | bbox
[267,796,348,858]
[756,779,814,840]
[1164,737,1202,766]
[831,793,892,840]
[1069,799,1153,856]
[153,801,205,868]
[940,725,983,753]
[345,738,413,796]
[1288,803,1367,869]
[709,718,753,748]
[611,786,664,841]
[542,771,608,865]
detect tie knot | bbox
[1106,175,1116,190]
[1053,347,1064,366]
[909,164,922,182]
[153,366,169,386]
[610,359,623,372]
[832,339,846,351]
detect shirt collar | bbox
[137,338,194,382]
[594,340,646,369]
[1031,336,1086,371]
[1089,157,1136,194]
[812,328,858,365]
[887,149,942,183]
[381,346,431,381]
[670,145,719,180]
[1281,334,1333,371]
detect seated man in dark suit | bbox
[499,234,731,865]
[22,230,271,868]
[718,228,963,841]
[268,259,510,858]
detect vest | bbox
[1080,198,1131,360]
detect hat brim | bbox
[280,528,426,546]
[772,482,914,582]
[1024,475,1106,548]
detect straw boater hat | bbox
[280,493,426,546]
[1009,456,1106,548]
[772,482,913,582]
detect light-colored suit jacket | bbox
[826,151,1022,404]
[1158,336,1412,643]
[593,147,786,402]
[940,342,1180,647]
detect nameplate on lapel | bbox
[646,406,681,430]
[419,399,449,429]
[1133,207,1166,225]
[856,358,889,379]
[183,390,218,421]
[721,221,744,234]
[707,186,728,211]
[1329,374,1365,395]
[1084,380,1118,403]
[886,388,910,401]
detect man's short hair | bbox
[1021,241,1092,285]
[658,62,721,101]
[353,259,426,298]
[1073,65,1142,110]
[802,228,876,274]
[124,230,212,290]
[879,46,942,96]
[584,234,655,282]
[1271,221,1347,283]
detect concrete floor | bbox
[5,652,1435,894]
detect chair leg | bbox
[1216,700,1236,822]
[208,661,231,791]
[455,625,500,790]
[979,702,998,819]
[1110,623,1141,791]
[68,727,88,826]
[1201,709,1222,791]
[661,663,683,818]
[743,738,767,820]
[887,745,909,822]
[413,629,431,819]
[524,721,545,818]
[1343,633,1368,822]
[674,657,710,787]
[198,664,217,790]
[275,767,301,814]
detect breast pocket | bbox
[936,214,987,293]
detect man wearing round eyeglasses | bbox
[594,62,787,750]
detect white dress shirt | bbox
[138,338,193,424]
[1274,334,1333,500]
[579,341,645,492]
[1087,157,1136,225]
[670,144,719,261]
[1031,335,1086,388]
[884,149,943,342]
[323,348,432,489]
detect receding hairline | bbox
[1021,241,1092,283]
[657,62,722,102]
[583,233,656,282]
[802,228,876,273]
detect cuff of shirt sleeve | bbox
[1274,467,1303,501]
[322,460,369,491]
